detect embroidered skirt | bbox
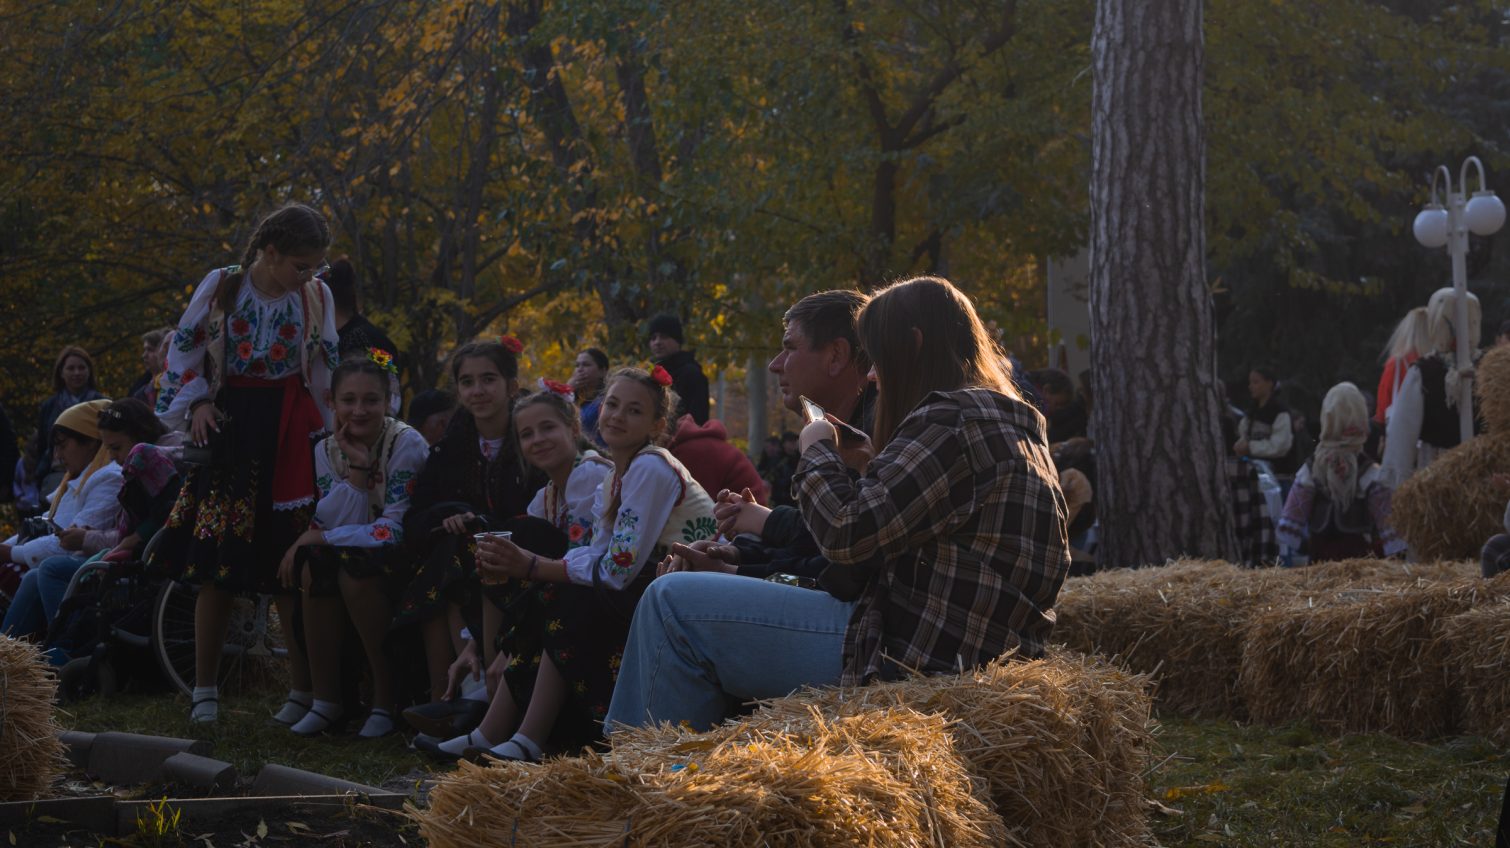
[293,543,412,599]
[151,381,317,595]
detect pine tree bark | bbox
[1089,0,1237,567]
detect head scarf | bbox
[1312,383,1369,506]
[49,398,112,518]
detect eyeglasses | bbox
[295,263,330,282]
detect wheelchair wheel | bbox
[151,581,246,698]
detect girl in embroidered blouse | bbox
[423,387,612,757]
[266,354,428,738]
[396,340,544,704]
[450,367,716,763]
[151,203,339,724]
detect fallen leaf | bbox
[256,819,268,839]
[287,821,310,832]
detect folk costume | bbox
[153,267,339,594]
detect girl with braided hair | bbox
[153,203,340,723]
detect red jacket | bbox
[668,415,768,505]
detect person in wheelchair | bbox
[1,399,123,639]
[276,353,429,738]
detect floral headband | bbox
[651,365,673,387]
[366,347,398,375]
[499,335,524,355]
[538,377,575,402]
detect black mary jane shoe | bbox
[401,698,488,738]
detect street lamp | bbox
[1412,156,1505,442]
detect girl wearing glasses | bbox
[152,203,340,724]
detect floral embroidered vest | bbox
[204,266,327,397]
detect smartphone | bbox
[799,395,826,424]
[799,395,867,444]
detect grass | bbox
[58,693,1507,845]
[1150,716,1506,846]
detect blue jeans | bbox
[0,555,85,639]
[604,572,855,732]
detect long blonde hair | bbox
[1426,287,1482,354]
[1380,306,1429,362]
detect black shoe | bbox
[402,698,488,738]
[463,739,539,765]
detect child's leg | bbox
[507,653,568,757]
[339,572,395,714]
[274,593,312,694]
[422,615,453,702]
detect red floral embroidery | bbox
[611,550,634,569]
[236,341,253,360]
[231,318,251,337]
[182,369,197,383]
[269,343,287,363]
[278,323,298,341]
[249,359,268,376]
[568,524,586,542]
[372,525,393,542]
[193,328,206,345]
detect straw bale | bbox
[1236,577,1506,737]
[0,636,67,801]
[413,653,1153,848]
[1436,575,1510,743]
[1054,559,1289,718]
[1475,344,1510,434]
[1391,434,1510,561]
[417,707,1008,847]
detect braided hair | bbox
[216,204,332,313]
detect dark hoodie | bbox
[655,350,710,425]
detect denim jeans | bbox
[604,571,855,733]
[0,554,85,639]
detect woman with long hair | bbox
[1375,306,1430,428]
[23,346,105,503]
[151,203,338,723]
[604,276,1070,732]
[1276,382,1403,564]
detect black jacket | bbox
[403,412,544,540]
[656,350,709,425]
[0,401,17,502]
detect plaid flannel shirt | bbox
[795,388,1070,686]
[1227,457,1278,566]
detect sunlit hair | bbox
[331,357,394,397]
[784,289,871,373]
[857,277,1017,448]
[1380,306,1431,362]
[218,203,332,313]
[602,367,678,518]
[449,340,521,383]
[1425,287,1482,354]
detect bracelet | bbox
[527,554,539,580]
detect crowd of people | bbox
[0,201,1506,761]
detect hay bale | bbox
[1054,559,1289,718]
[0,636,67,801]
[1236,577,1505,737]
[1391,435,1510,561]
[413,653,1153,848]
[1437,574,1510,743]
[1475,345,1510,435]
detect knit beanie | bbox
[646,313,684,344]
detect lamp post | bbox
[1412,156,1505,443]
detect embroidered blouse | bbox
[156,268,340,431]
[562,446,717,590]
[312,424,429,548]
[1276,460,1404,557]
[527,452,613,549]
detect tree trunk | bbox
[1089,0,1237,567]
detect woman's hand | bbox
[441,512,477,535]
[714,488,771,538]
[798,418,837,454]
[1233,439,1249,457]
[442,640,481,701]
[658,540,741,576]
[277,529,325,590]
[475,535,532,583]
[828,415,875,473]
[189,403,223,446]
[58,528,87,551]
[333,421,372,472]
